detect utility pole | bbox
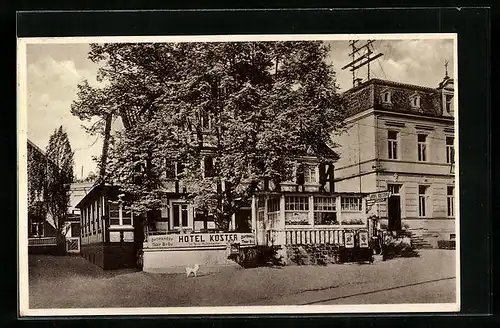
[342,40,384,87]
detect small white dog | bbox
[186,264,200,278]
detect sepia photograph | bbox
[18,34,459,316]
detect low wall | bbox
[143,246,240,274]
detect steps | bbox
[410,232,434,249]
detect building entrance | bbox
[388,196,401,231]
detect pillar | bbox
[251,195,257,235]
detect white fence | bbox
[267,227,367,246]
[65,237,80,253]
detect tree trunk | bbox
[99,113,113,181]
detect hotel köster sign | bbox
[148,233,256,248]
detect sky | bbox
[23,38,454,180]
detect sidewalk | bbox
[28,249,456,308]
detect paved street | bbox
[28,249,456,309]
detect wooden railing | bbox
[28,237,57,246]
[65,237,80,253]
[267,227,367,246]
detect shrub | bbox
[341,218,364,225]
[229,246,285,268]
[437,240,456,250]
[382,235,419,260]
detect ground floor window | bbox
[418,185,428,217]
[30,221,44,237]
[313,196,338,225]
[285,196,309,225]
[341,196,362,211]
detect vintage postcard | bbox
[18,33,459,316]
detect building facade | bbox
[27,140,62,252]
[333,77,456,247]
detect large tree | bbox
[45,126,74,232]
[71,41,346,230]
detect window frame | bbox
[447,186,455,217]
[418,185,428,217]
[284,196,310,226]
[387,130,399,160]
[313,196,338,226]
[446,136,455,164]
[417,134,428,162]
[341,196,362,212]
[303,164,318,184]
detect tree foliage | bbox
[71,41,346,230]
[45,126,75,232]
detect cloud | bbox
[26,45,103,179]
[329,39,455,90]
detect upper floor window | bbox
[410,94,421,109]
[303,164,317,184]
[165,160,176,179]
[446,136,455,164]
[445,95,454,114]
[381,89,392,104]
[201,111,212,130]
[417,134,427,162]
[341,197,362,212]
[203,156,214,177]
[388,130,399,159]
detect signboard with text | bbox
[147,232,256,248]
[366,191,391,203]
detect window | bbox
[109,202,120,225]
[445,95,453,114]
[173,203,189,228]
[411,95,421,108]
[204,156,214,177]
[388,131,398,159]
[267,197,280,213]
[122,208,132,225]
[176,162,185,178]
[417,134,427,162]
[165,159,176,179]
[387,184,401,195]
[285,196,309,225]
[341,197,362,211]
[31,222,44,237]
[285,196,309,211]
[446,137,455,164]
[313,196,338,225]
[303,165,317,184]
[96,200,100,231]
[201,111,211,130]
[447,186,454,217]
[382,90,391,104]
[418,185,428,217]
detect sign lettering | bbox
[148,232,256,248]
[367,191,391,202]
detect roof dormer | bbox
[409,92,421,110]
[380,87,392,105]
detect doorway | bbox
[388,196,401,231]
